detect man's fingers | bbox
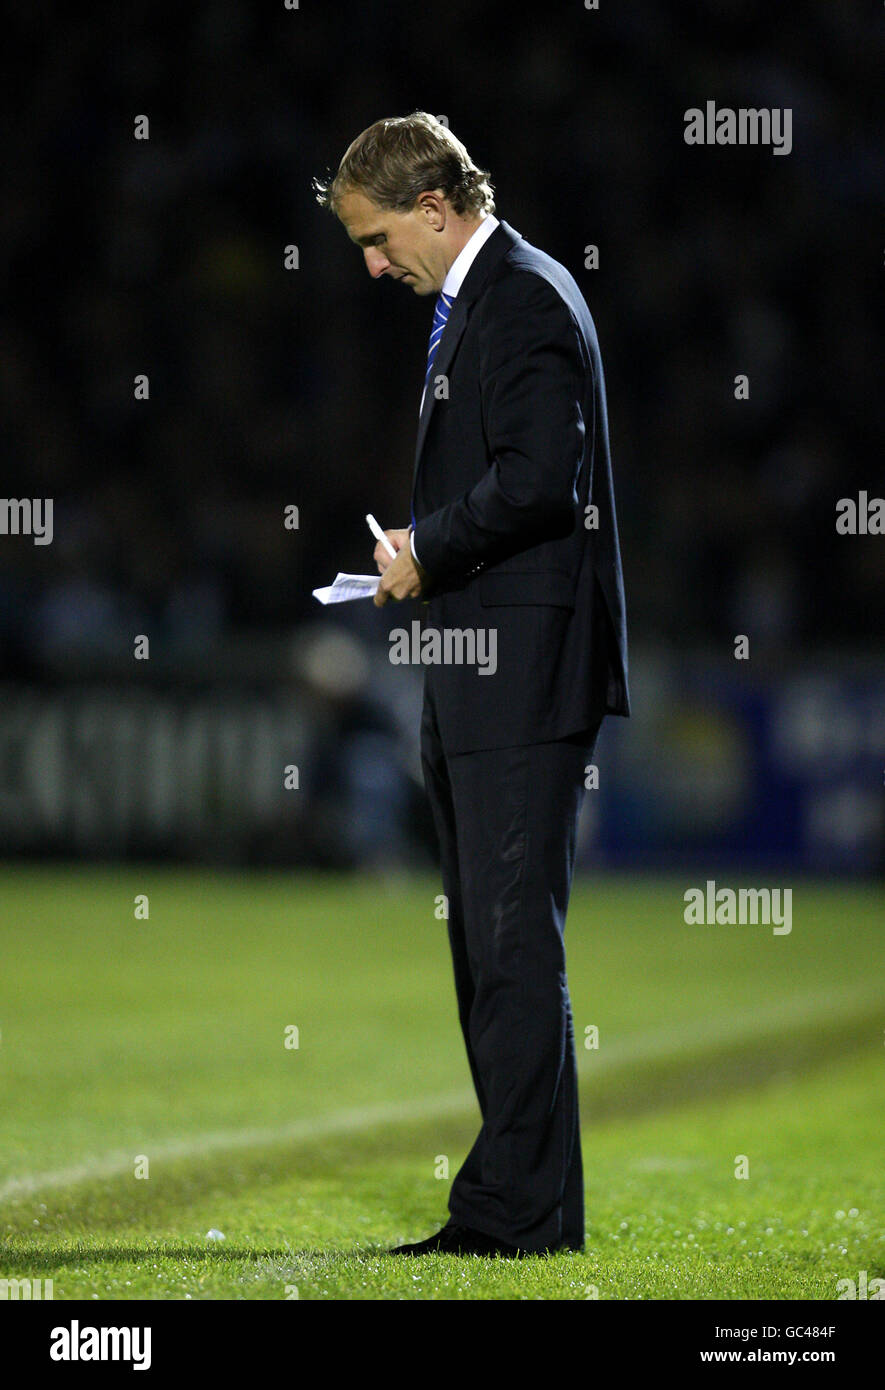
[373,530,407,567]
[372,541,422,605]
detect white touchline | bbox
[0,1091,475,1203]
[0,982,879,1204]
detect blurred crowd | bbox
[3,0,883,681]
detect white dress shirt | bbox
[411,214,500,565]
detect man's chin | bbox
[397,273,434,295]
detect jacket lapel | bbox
[411,221,522,504]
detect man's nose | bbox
[364,247,391,279]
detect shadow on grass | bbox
[0,1242,396,1273]
[0,1244,285,1268]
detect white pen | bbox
[366,513,398,560]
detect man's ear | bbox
[417,190,447,230]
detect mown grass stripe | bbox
[2,982,878,1205]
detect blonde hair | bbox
[313,111,495,217]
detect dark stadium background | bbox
[2,0,883,873]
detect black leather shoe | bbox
[389,1222,528,1258]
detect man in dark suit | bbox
[315,112,629,1257]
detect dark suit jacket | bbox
[410,219,629,755]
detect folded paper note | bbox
[312,572,381,605]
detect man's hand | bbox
[373,527,427,606]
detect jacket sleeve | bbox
[411,269,588,588]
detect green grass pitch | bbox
[0,866,883,1300]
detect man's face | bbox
[336,188,443,296]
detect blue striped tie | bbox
[425,290,454,393]
[413,290,454,527]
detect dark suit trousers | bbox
[420,684,600,1253]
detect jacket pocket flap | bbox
[479,570,576,608]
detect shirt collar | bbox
[441,213,500,298]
